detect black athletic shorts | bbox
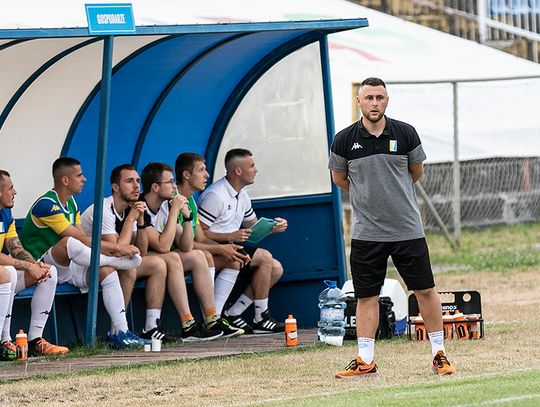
[237,245,258,277]
[350,237,435,298]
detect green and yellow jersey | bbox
[20,190,80,260]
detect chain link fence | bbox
[347,76,540,247]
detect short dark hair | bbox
[175,152,205,184]
[0,170,10,189]
[141,162,173,193]
[52,157,80,182]
[224,148,252,168]
[360,77,386,89]
[110,164,136,186]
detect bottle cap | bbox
[288,314,293,319]
[324,280,337,288]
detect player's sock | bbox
[101,272,129,334]
[253,298,269,323]
[0,282,12,340]
[144,309,161,332]
[357,337,375,364]
[28,266,58,341]
[208,267,216,286]
[226,294,253,317]
[1,266,16,342]
[214,268,239,314]
[428,330,445,356]
[66,237,141,270]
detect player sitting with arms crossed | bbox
[81,164,172,342]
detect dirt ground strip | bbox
[1,269,539,407]
[0,330,319,381]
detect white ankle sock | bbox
[428,330,445,356]
[357,337,375,364]
[28,266,58,341]
[101,272,129,334]
[214,268,239,314]
[226,294,253,317]
[253,298,268,322]
[1,266,16,342]
[66,237,142,270]
[144,309,161,332]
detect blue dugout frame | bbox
[0,18,368,344]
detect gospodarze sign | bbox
[85,3,136,35]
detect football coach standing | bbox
[329,77,456,378]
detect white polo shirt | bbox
[81,195,136,237]
[197,177,256,233]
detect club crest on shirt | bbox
[389,140,397,152]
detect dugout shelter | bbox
[0,2,368,344]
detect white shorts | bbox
[42,248,89,293]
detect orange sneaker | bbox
[432,351,456,375]
[28,337,69,356]
[2,340,16,352]
[335,356,378,378]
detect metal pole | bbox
[416,183,458,250]
[477,0,488,43]
[85,35,114,345]
[320,35,347,285]
[452,82,461,248]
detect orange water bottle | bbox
[453,309,470,340]
[285,314,298,347]
[412,313,426,341]
[442,311,454,340]
[15,329,28,361]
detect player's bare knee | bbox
[99,265,116,279]
[119,267,137,284]
[193,249,208,267]
[203,250,214,267]
[254,248,273,266]
[272,259,283,279]
[0,266,9,283]
[163,251,182,267]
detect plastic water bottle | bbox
[318,280,346,346]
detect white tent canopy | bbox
[2,0,540,164]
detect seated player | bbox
[0,169,68,357]
[81,164,170,341]
[197,149,287,334]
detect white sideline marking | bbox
[456,394,540,406]
[236,369,540,406]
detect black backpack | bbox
[344,296,396,340]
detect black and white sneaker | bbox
[252,310,285,334]
[208,317,244,338]
[222,312,253,334]
[140,319,171,343]
[181,322,223,343]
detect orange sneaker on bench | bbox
[28,337,69,357]
[335,356,378,378]
[432,350,456,375]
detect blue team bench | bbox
[14,280,146,344]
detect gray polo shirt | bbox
[328,117,426,242]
